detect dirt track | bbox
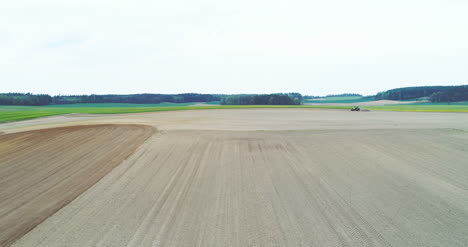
[1,109,468,246]
[0,125,154,247]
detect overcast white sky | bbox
[1,0,467,96]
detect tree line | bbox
[0,93,304,106]
[220,93,303,105]
[52,93,221,104]
[3,85,467,106]
[375,85,468,103]
[0,93,53,106]
[0,93,221,106]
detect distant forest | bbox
[220,93,303,105]
[375,85,468,103]
[2,85,468,106]
[0,93,304,106]
[0,93,53,106]
[0,93,220,106]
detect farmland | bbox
[305,95,375,104]
[0,104,336,123]
[1,109,468,247]
[367,104,468,112]
[2,101,468,124]
[0,125,154,246]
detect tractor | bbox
[350,106,361,111]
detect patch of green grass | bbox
[406,101,468,106]
[42,102,195,108]
[0,104,350,123]
[367,104,468,112]
[1,103,467,124]
[305,96,375,104]
[204,101,221,105]
[321,96,363,100]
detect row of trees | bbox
[0,93,303,106]
[0,93,53,105]
[0,93,221,105]
[428,86,468,103]
[375,85,468,102]
[220,93,303,105]
[375,86,447,101]
[52,93,221,104]
[3,86,467,106]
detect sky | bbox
[1,0,467,96]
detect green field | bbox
[305,96,375,104]
[407,101,468,105]
[1,102,467,124]
[204,101,221,105]
[367,104,468,112]
[0,104,347,123]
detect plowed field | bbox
[0,125,154,246]
[1,109,467,247]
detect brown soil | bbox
[1,110,468,246]
[0,124,154,247]
[12,129,468,247]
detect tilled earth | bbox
[1,109,468,247]
[0,125,154,247]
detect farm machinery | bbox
[350,106,370,112]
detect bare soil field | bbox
[1,109,468,247]
[0,125,154,246]
[2,109,468,133]
[304,100,427,106]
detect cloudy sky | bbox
[1,0,467,96]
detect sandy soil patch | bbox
[0,125,154,246]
